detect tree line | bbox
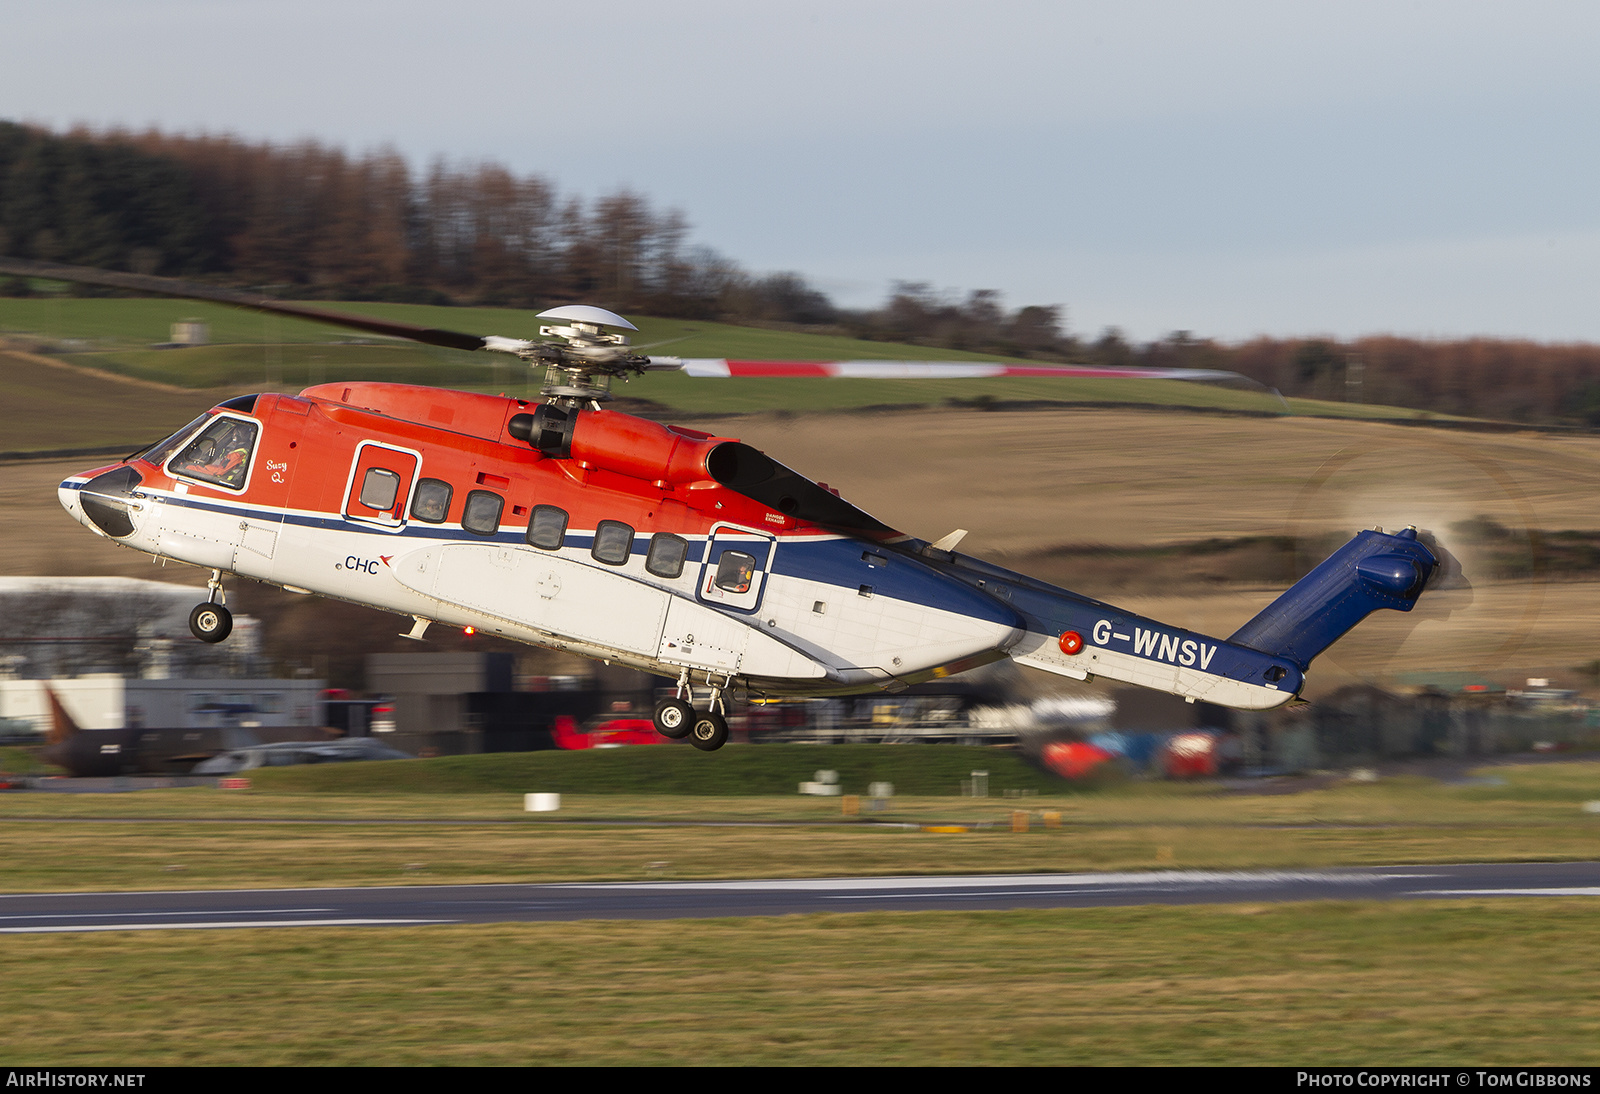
[5,122,1600,424]
[0,123,1082,348]
[1230,336,1600,425]
[0,121,720,313]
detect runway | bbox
[2,861,1598,931]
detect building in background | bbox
[0,576,262,680]
[365,652,652,756]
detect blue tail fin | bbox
[1228,527,1438,670]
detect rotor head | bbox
[484,306,660,404]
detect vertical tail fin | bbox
[44,685,81,744]
[1228,527,1438,670]
[40,685,84,774]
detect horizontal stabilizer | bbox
[1228,527,1438,670]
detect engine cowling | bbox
[507,405,900,536]
[508,406,728,485]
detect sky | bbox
[6,0,1600,343]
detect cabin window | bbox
[715,551,758,594]
[462,490,503,536]
[169,416,259,490]
[527,505,567,550]
[411,478,452,523]
[646,533,689,579]
[592,520,634,565]
[358,468,401,513]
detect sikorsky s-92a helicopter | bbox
[6,257,1441,751]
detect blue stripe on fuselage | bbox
[67,482,1016,624]
[770,536,1021,628]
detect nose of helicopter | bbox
[61,463,142,538]
[58,480,81,522]
[58,468,97,527]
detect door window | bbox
[714,551,756,593]
[344,443,419,527]
[698,525,776,613]
[358,468,401,512]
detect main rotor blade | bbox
[670,359,1247,382]
[0,257,489,352]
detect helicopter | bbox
[4,257,1441,752]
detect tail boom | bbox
[1009,615,1303,710]
[924,525,1437,712]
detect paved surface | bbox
[2,861,1598,932]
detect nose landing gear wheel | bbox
[189,603,233,643]
[689,710,729,752]
[653,697,694,739]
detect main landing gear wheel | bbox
[189,603,233,644]
[689,709,729,752]
[653,697,694,740]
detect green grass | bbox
[0,296,1450,420]
[2,901,1598,1064]
[244,743,1059,796]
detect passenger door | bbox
[344,442,420,530]
[696,523,777,614]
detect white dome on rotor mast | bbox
[536,305,637,332]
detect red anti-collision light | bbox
[1058,631,1084,655]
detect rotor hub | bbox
[484,306,654,406]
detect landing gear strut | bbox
[189,569,233,643]
[654,670,732,750]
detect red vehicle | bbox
[551,715,666,749]
[1041,740,1118,780]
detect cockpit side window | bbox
[168,416,260,490]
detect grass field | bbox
[2,759,1598,1063]
[2,900,1599,1065]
